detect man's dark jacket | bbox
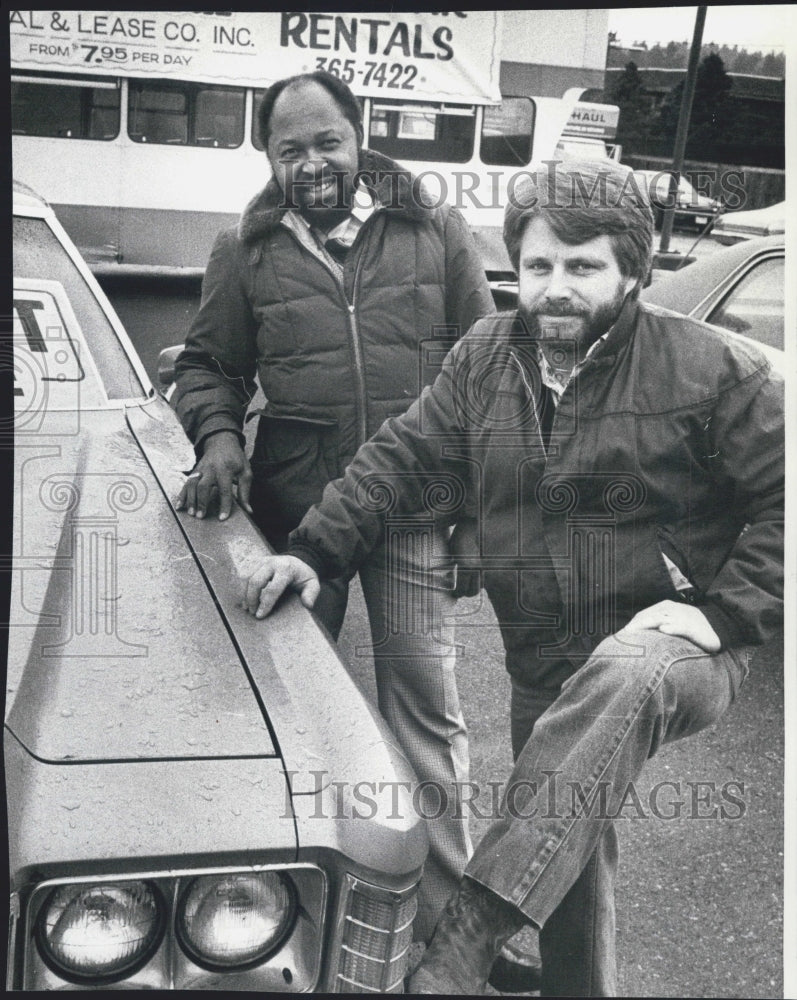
[287,301,784,685]
[172,149,494,541]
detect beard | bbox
[519,287,628,351]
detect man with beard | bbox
[171,70,495,945]
[239,159,784,994]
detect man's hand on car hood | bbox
[243,555,321,618]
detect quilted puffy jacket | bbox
[172,149,494,541]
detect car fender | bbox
[127,396,429,876]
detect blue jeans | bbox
[465,627,751,996]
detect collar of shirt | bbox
[280,182,378,252]
[324,184,378,245]
[534,331,610,404]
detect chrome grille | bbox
[334,876,418,993]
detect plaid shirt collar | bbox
[281,183,378,245]
[534,331,610,403]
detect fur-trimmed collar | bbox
[237,148,436,244]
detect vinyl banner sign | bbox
[10,10,503,103]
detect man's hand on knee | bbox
[622,600,722,653]
[242,556,321,618]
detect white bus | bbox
[11,10,610,277]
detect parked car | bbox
[7,181,427,992]
[633,169,723,231]
[642,234,785,354]
[711,200,786,245]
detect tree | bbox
[733,48,759,73]
[610,61,655,155]
[662,40,688,67]
[761,51,783,77]
[657,52,733,158]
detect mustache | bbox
[524,302,586,317]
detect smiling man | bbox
[171,70,495,945]
[266,76,360,227]
[241,158,784,994]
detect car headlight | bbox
[36,881,164,982]
[176,872,296,969]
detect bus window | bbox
[128,82,244,147]
[11,74,120,141]
[195,87,245,147]
[129,84,188,145]
[480,97,535,166]
[368,100,475,163]
[252,88,265,150]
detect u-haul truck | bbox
[555,101,622,162]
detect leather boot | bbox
[488,927,542,993]
[407,876,529,994]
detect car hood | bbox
[7,402,277,763]
[8,394,428,875]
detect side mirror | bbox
[157,344,184,396]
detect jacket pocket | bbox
[250,413,340,537]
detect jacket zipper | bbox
[346,252,368,447]
[510,349,547,454]
[281,223,370,446]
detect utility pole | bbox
[658,5,707,254]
